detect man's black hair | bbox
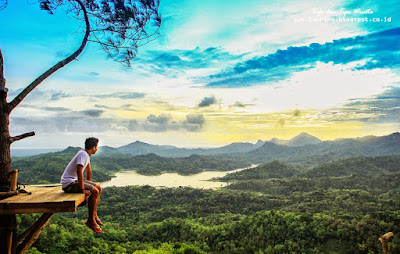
[85,137,99,150]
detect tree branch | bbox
[10,131,35,143]
[0,0,7,11]
[0,48,5,92]
[7,0,90,113]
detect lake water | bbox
[101,166,256,189]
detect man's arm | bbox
[78,164,91,196]
[77,164,85,192]
[86,163,92,181]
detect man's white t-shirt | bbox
[61,150,90,189]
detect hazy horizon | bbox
[10,131,399,151]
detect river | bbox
[101,165,256,189]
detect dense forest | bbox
[19,183,400,253]
[11,150,400,253]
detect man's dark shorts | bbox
[63,180,97,193]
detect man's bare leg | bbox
[94,184,102,224]
[88,187,99,225]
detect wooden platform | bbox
[0,185,86,215]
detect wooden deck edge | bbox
[0,207,77,215]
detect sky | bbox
[1,0,399,149]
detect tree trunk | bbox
[0,110,11,185]
[0,49,11,186]
[0,0,90,188]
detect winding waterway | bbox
[102,165,256,189]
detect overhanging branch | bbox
[7,0,90,113]
[10,131,35,143]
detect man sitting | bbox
[61,137,103,233]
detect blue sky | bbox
[1,0,399,149]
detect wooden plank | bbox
[0,186,86,215]
[0,207,77,215]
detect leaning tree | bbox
[0,0,161,188]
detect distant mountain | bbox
[286,132,322,147]
[118,141,176,155]
[238,132,400,166]
[211,142,262,154]
[255,139,266,147]
[11,148,62,157]
[97,145,123,155]
[269,133,322,147]
[269,137,288,146]
[116,140,262,157]
[106,132,400,163]
[58,146,81,155]
[117,141,199,157]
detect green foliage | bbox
[218,160,300,181]
[303,156,400,177]
[13,153,400,253]
[223,156,400,197]
[17,181,400,253]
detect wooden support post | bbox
[10,170,18,191]
[16,213,53,254]
[0,214,17,254]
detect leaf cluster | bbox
[36,0,161,66]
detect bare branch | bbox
[10,131,35,143]
[0,48,5,92]
[0,49,7,101]
[7,0,90,113]
[0,0,7,10]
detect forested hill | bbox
[219,155,400,197]
[229,132,400,166]
[11,132,400,184]
[302,155,400,177]
[217,155,400,182]
[11,147,250,185]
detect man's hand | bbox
[82,190,91,196]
